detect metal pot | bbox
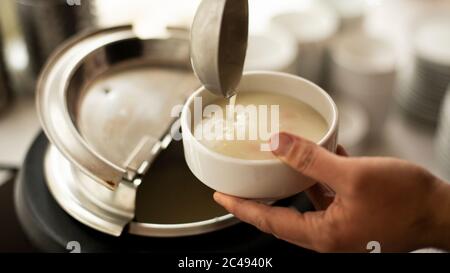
[36,25,239,237]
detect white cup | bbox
[181,72,339,200]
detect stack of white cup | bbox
[329,31,397,138]
[323,0,368,33]
[270,3,339,84]
[244,26,298,74]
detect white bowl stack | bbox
[329,31,397,138]
[244,26,298,74]
[336,98,370,156]
[435,86,450,180]
[270,3,339,84]
[323,0,368,33]
[396,15,450,125]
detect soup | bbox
[194,92,329,160]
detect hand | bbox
[213,132,450,252]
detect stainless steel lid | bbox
[37,26,195,189]
[190,0,249,98]
[37,26,237,236]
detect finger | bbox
[270,132,350,191]
[308,144,348,203]
[306,183,335,210]
[336,145,349,157]
[214,192,323,249]
[305,143,345,210]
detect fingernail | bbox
[271,133,293,156]
[213,192,224,204]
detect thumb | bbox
[270,132,350,192]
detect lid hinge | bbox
[122,133,173,184]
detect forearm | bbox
[429,179,450,250]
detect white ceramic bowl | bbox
[181,72,339,200]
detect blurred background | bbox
[0,0,449,252]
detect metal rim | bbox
[128,216,238,238]
[44,145,132,236]
[45,144,237,237]
[36,26,135,189]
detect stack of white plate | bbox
[396,15,450,125]
[435,86,450,180]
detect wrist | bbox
[428,179,450,250]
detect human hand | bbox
[214,132,450,252]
